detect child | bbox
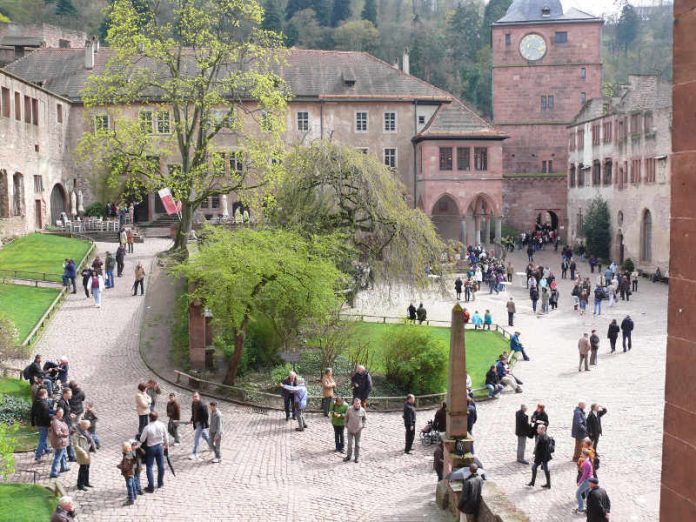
[483,310,492,330]
[131,440,145,496]
[472,311,483,330]
[117,441,136,505]
[83,402,100,450]
[73,419,92,491]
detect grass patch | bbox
[0,233,91,282]
[0,284,61,342]
[349,322,509,389]
[0,377,37,452]
[0,484,57,522]
[0,377,30,398]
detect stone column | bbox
[466,216,476,247]
[661,4,696,519]
[495,217,502,244]
[475,216,481,245]
[446,303,468,440]
[484,216,491,245]
[460,218,467,245]
[188,301,206,370]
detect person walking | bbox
[455,277,463,300]
[49,408,70,478]
[105,251,116,289]
[589,330,600,366]
[593,285,604,315]
[56,388,76,462]
[281,371,297,421]
[166,393,181,445]
[320,368,336,417]
[578,334,591,372]
[135,383,151,438]
[576,448,594,513]
[127,228,135,254]
[133,262,146,296]
[586,478,611,521]
[510,331,530,361]
[530,285,539,313]
[208,401,223,463]
[403,394,416,454]
[139,411,169,492]
[506,297,516,327]
[90,270,105,308]
[83,402,100,449]
[621,315,634,351]
[458,463,484,519]
[31,388,52,462]
[416,303,427,324]
[572,402,588,461]
[570,259,577,280]
[343,398,366,463]
[80,266,93,299]
[116,245,126,278]
[117,441,137,505]
[73,419,92,491]
[515,404,530,464]
[281,378,308,431]
[586,404,607,452]
[541,287,550,314]
[607,320,620,353]
[528,424,552,488]
[351,365,373,408]
[330,397,348,453]
[189,392,213,460]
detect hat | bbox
[588,477,599,484]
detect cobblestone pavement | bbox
[12,239,447,522]
[351,247,667,521]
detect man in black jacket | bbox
[351,365,373,408]
[515,404,529,464]
[586,477,611,521]
[31,388,52,462]
[189,391,212,461]
[458,463,483,518]
[68,381,86,417]
[621,315,634,351]
[528,424,552,488]
[607,320,620,353]
[56,387,76,462]
[587,404,608,452]
[403,394,416,454]
[589,330,600,366]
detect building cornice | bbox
[492,62,602,69]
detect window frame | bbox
[554,31,568,44]
[155,110,171,134]
[355,111,368,133]
[139,110,153,134]
[439,147,453,171]
[94,113,110,132]
[383,111,397,133]
[383,147,397,169]
[474,147,488,171]
[456,147,470,171]
[296,111,309,132]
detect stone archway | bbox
[464,193,501,246]
[431,194,461,242]
[615,230,625,265]
[50,183,67,225]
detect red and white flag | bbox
[157,188,179,216]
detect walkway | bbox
[351,247,667,521]
[12,239,447,522]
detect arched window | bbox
[641,209,652,262]
[0,170,8,218]
[569,165,576,187]
[12,172,24,217]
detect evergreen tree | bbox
[331,0,351,27]
[286,0,311,20]
[582,197,611,261]
[55,0,77,16]
[616,3,639,53]
[262,0,284,33]
[310,0,331,26]
[482,0,512,39]
[362,0,377,26]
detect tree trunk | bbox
[172,201,194,251]
[223,315,249,385]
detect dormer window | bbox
[541,6,551,17]
[342,70,356,87]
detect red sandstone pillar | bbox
[661,3,696,520]
[188,301,206,370]
[446,303,468,439]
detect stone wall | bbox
[502,175,568,237]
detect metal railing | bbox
[0,269,64,284]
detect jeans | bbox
[593,300,602,315]
[93,288,102,306]
[517,435,527,461]
[486,384,502,398]
[134,472,142,493]
[346,430,362,459]
[168,419,180,443]
[210,432,221,459]
[90,431,101,449]
[530,460,550,485]
[193,422,212,455]
[283,395,295,420]
[145,443,165,489]
[321,397,332,417]
[49,447,68,477]
[35,426,49,461]
[106,269,114,288]
[66,277,76,292]
[133,280,144,295]
[296,408,306,431]
[333,425,345,451]
[531,299,537,312]
[405,425,415,453]
[576,479,591,510]
[128,242,134,254]
[623,332,632,351]
[138,415,149,438]
[125,476,137,501]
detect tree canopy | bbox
[582,196,611,261]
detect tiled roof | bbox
[494,0,599,24]
[415,102,506,141]
[0,36,44,47]
[4,47,454,103]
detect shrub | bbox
[0,396,30,424]
[271,363,296,385]
[622,258,635,273]
[244,317,282,370]
[382,325,448,395]
[84,202,104,217]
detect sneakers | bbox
[211,458,220,463]
[189,454,198,461]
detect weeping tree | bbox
[268,141,445,288]
[79,0,288,251]
[582,196,611,261]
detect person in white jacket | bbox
[90,271,105,308]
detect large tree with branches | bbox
[78,0,287,250]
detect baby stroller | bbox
[420,420,442,446]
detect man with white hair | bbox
[51,496,76,521]
[351,365,373,408]
[403,394,416,454]
[281,371,297,421]
[344,398,367,463]
[281,378,308,431]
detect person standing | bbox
[166,393,181,445]
[515,404,530,464]
[416,303,427,324]
[105,252,116,289]
[320,368,336,417]
[578,334,591,372]
[407,303,417,322]
[189,392,212,460]
[31,388,52,462]
[458,463,484,519]
[117,441,137,505]
[621,315,634,351]
[530,285,539,313]
[119,227,127,249]
[133,262,146,296]
[351,365,373,408]
[128,203,135,226]
[281,378,308,431]
[64,259,77,294]
[576,448,595,513]
[572,402,588,461]
[403,394,416,454]
[73,419,92,491]
[90,271,105,308]
[455,277,463,300]
[531,403,549,434]
[528,424,552,488]
[434,441,444,481]
[49,408,70,478]
[80,266,93,299]
[506,297,516,327]
[127,228,135,254]
[281,371,297,421]
[607,320,620,353]
[145,380,160,413]
[115,245,126,278]
[586,404,607,452]
[343,398,366,463]
[330,397,348,453]
[589,330,600,366]
[208,401,223,463]
[56,388,76,462]
[570,259,577,280]
[83,402,100,449]
[510,331,530,361]
[139,411,169,492]
[586,477,611,521]
[135,383,151,438]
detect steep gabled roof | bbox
[494,0,600,25]
[414,102,507,141]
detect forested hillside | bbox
[0,0,673,117]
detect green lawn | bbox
[0,233,91,282]
[0,377,37,453]
[0,284,61,342]
[0,484,57,522]
[349,322,509,389]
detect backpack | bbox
[22,364,32,381]
[547,436,556,454]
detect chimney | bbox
[393,58,399,69]
[85,37,95,70]
[402,48,410,75]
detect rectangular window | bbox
[555,32,568,44]
[94,114,109,132]
[569,166,576,187]
[474,147,488,171]
[548,95,554,109]
[592,161,601,185]
[632,158,642,184]
[14,92,21,121]
[580,92,587,106]
[356,111,368,132]
[296,111,309,131]
[505,33,512,46]
[418,115,426,125]
[439,147,453,170]
[1,88,9,118]
[156,111,170,134]
[541,95,554,111]
[644,111,653,134]
[577,129,584,149]
[57,103,63,123]
[603,121,612,143]
[541,95,547,111]
[139,111,153,133]
[456,147,470,171]
[569,132,576,151]
[384,112,396,132]
[577,165,585,187]
[630,113,641,134]
[603,160,612,185]
[211,195,220,209]
[230,151,244,173]
[548,160,553,173]
[645,157,656,183]
[24,95,31,123]
[580,67,586,80]
[384,148,397,169]
[33,175,43,192]
[542,160,547,173]
[31,98,38,125]
[200,198,209,209]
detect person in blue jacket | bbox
[510,331,530,361]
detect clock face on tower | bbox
[519,34,547,61]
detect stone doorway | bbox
[50,183,67,225]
